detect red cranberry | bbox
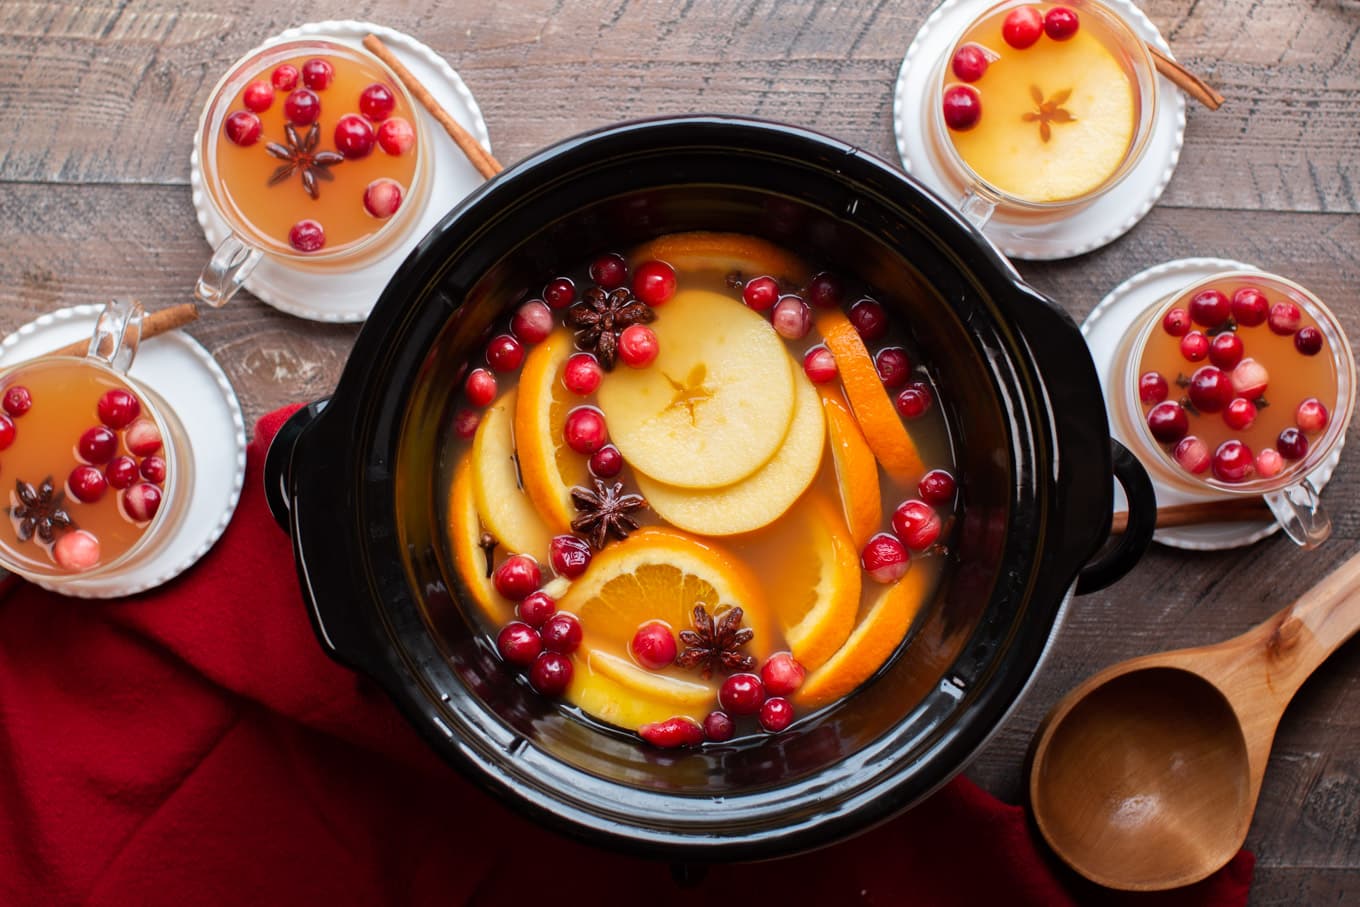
[105,456,139,490]
[875,347,911,388]
[894,381,934,420]
[1255,448,1284,478]
[363,179,403,218]
[300,58,334,90]
[68,465,108,503]
[942,84,982,131]
[377,117,415,155]
[53,530,101,573]
[640,716,704,748]
[743,276,780,311]
[918,469,956,504]
[97,388,139,428]
[540,612,583,654]
[2,386,32,417]
[892,499,942,550]
[633,260,677,306]
[270,64,299,91]
[1296,398,1329,433]
[518,591,557,628]
[1294,326,1323,355]
[486,334,525,372]
[1212,440,1255,482]
[224,111,261,146]
[0,414,13,450]
[1146,401,1189,444]
[631,621,677,670]
[703,711,735,742]
[1002,5,1044,48]
[771,296,812,340]
[242,80,273,112]
[1268,301,1301,335]
[563,353,603,396]
[78,426,118,464]
[1223,397,1257,431]
[1138,371,1169,404]
[588,444,623,478]
[288,219,325,252]
[563,406,608,454]
[452,408,480,439]
[465,367,497,407]
[497,622,542,667]
[618,324,659,368]
[511,300,554,345]
[759,697,795,733]
[1229,358,1269,399]
[122,482,162,522]
[803,347,838,384]
[282,89,320,125]
[1188,366,1233,414]
[861,532,910,584]
[589,253,628,290]
[848,298,888,341]
[1173,436,1211,474]
[125,418,163,456]
[951,43,990,81]
[1277,427,1308,460]
[493,554,541,600]
[805,272,844,309]
[1209,333,1244,370]
[549,535,592,579]
[359,83,396,121]
[334,114,375,158]
[544,277,576,309]
[1043,6,1080,39]
[760,653,805,696]
[1179,331,1209,362]
[528,652,573,696]
[719,673,765,716]
[139,455,167,484]
[1162,308,1191,337]
[1231,287,1269,326]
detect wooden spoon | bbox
[1028,550,1360,890]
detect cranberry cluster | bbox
[859,470,956,583]
[636,650,808,749]
[68,388,166,523]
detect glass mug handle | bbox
[1264,476,1331,549]
[195,234,261,307]
[958,189,996,230]
[86,299,145,375]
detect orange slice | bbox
[470,389,553,561]
[585,649,714,708]
[819,385,883,547]
[515,328,590,534]
[817,309,925,486]
[448,452,511,625]
[629,231,811,286]
[567,657,711,729]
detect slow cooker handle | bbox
[1075,439,1156,594]
[263,397,331,531]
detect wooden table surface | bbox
[2,1,1357,902]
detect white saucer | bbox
[0,306,247,597]
[1082,258,1343,551]
[190,20,492,323]
[893,0,1187,261]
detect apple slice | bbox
[471,389,552,562]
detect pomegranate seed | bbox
[633,260,677,306]
[270,64,299,91]
[1212,440,1254,482]
[1002,5,1044,48]
[894,381,934,420]
[951,43,989,81]
[1229,358,1269,399]
[465,368,497,407]
[0,415,14,450]
[105,455,139,489]
[1162,308,1191,337]
[563,406,608,454]
[224,111,261,146]
[497,621,542,667]
[759,697,795,732]
[588,444,623,478]
[563,353,603,395]
[719,673,765,716]
[68,465,108,503]
[549,535,592,578]
[1209,333,1244,370]
[96,388,139,428]
[875,347,911,388]
[703,711,735,742]
[861,532,911,584]
[1231,287,1269,326]
[743,276,780,311]
[242,80,273,112]
[2,386,32,417]
[1146,401,1189,443]
[139,455,167,484]
[540,612,583,654]
[53,530,101,573]
[640,716,704,748]
[1277,427,1308,460]
[377,117,415,155]
[334,114,376,158]
[518,591,557,628]
[1268,301,1301,335]
[803,347,838,384]
[359,178,402,219]
[359,83,396,121]
[1295,326,1323,355]
[848,298,888,341]
[493,554,541,600]
[486,334,525,372]
[282,89,320,125]
[771,297,812,339]
[760,653,805,696]
[1255,448,1284,478]
[301,58,334,90]
[1296,398,1329,433]
[892,499,942,550]
[452,408,480,439]
[918,469,956,504]
[1179,331,1209,362]
[125,418,162,455]
[1173,436,1211,474]
[631,621,677,670]
[1188,366,1233,414]
[589,253,628,290]
[544,277,576,309]
[942,84,982,131]
[1190,290,1231,328]
[528,652,573,696]
[122,482,162,522]
[78,426,118,464]
[1043,6,1080,39]
[806,272,845,309]
[618,324,659,368]
[511,300,554,345]
[288,220,325,252]
[1138,371,1169,404]
[1223,398,1257,431]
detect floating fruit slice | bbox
[448,453,511,624]
[586,648,714,708]
[628,231,811,286]
[819,386,882,547]
[598,289,796,489]
[635,362,824,535]
[817,309,925,485]
[471,389,552,561]
[567,660,710,728]
[515,329,591,534]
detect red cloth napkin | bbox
[0,405,1253,907]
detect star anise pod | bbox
[570,478,647,550]
[565,286,656,370]
[1021,85,1075,143]
[10,477,74,544]
[265,123,344,199]
[676,603,755,679]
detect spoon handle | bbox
[1259,549,1360,699]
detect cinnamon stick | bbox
[1147,44,1224,111]
[42,303,198,360]
[362,34,503,179]
[1111,498,1272,534]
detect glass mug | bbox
[193,39,432,306]
[0,300,193,581]
[927,0,1159,228]
[1110,271,1356,549]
